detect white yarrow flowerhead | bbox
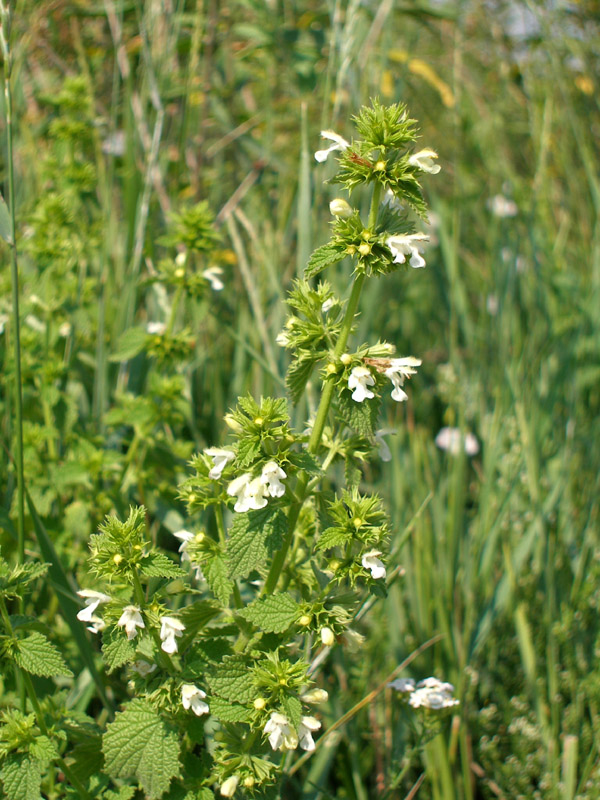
[181,683,209,716]
[362,550,386,580]
[387,233,429,269]
[408,148,441,174]
[298,716,321,752]
[76,589,111,623]
[205,447,235,480]
[260,461,287,498]
[348,366,375,403]
[388,677,416,693]
[435,427,480,456]
[173,529,195,563]
[220,776,239,797]
[314,130,350,163]
[203,266,225,291]
[409,677,459,710]
[117,605,145,640]
[160,616,186,654]
[264,712,298,751]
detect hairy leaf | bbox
[0,754,42,800]
[207,655,256,704]
[139,551,185,579]
[208,697,251,724]
[12,633,73,678]
[305,242,346,280]
[102,629,136,673]
[238,593,300,633]
[336,390,381,437]
[103,699,180,799]
[204,554,233,606]
[227,508,286,580]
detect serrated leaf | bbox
[336,390,381,437]
[282,695,302,729]
[314,526,350,552]
[238,593,300,633]
[0,192,13,245]
[286,355,319,405]
[208,696,251,724]
[178,601,221,643]
[305,242,345,280]
[207,655,255,703]
[103,699,180,799]
[204,554,233,606]
[102,628,136,673]
[12,632,73,677]
[67,734,104,783]
[109,326,148,362]
[140,551,185,579]
[345,456,362,490]
[29,735,58,764]
[0,754,42,800]
[104,787,136,800]
[227,508,286,580]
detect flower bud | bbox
[320,627,335,646]
[375,160,386,171]
[326,363,337,375]
[352,517,363,529]
[301,688,329,704]
[175,252,187,267]
[174,268,185,278]
[224,413,242,432]
[253,417,264,426]
[253,697,266,710]
[299,614,312,626]
[113,554,123,565]
[243,776,255,788]
[220,775,239,797]
[329,198,352,218]
[340,353,352,365]
[358,243,371,256]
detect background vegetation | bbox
[1,0,599,797]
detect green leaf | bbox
[227,508,286,580]
[208,696,251,724]
[282,695,302,730]
[0,192,13,245]
[207,655,256,704]
[102,628,136,673]
[344,455,362,490]
[0,754,42,800]
[286,355,319,406]
[68,734,104,784]
[12,632,73,678]
[103,699,181,799]
[140,552,185,579]
[314,527,350,552]
[178,601,221,643]
[305,242,345,280]
[109,327,148,363]
[29,735,58,764]
[238,593,300,633]
[336,389,381,437]
[203,554,233,606]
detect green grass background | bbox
[1,0,599,797]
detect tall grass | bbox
[1,0,599,797]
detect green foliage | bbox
[238,593,301,633]
[10,632,73,678]
[103,700,181,799]
[226,508,286,580]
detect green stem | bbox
[260,183,382,598]
[0,599,93,800]
[131,567,178,672]
[165,282,185,338]
[1,1,25,574]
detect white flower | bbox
[220,775,239,797]
[329,198,352,218]
[146,321,166,335]
[86,615,106,634]
[173,529,194,562]
[320,627,335,646]
[388,677,415,693]
[58,322,72,337]
[300,688,329,705]
[117,605,145,640]
[260,461,287,498]
[409,677,459,710]
[227,473,268,513]
[348,366,375,403]
[132,660,157,676]
[387,233,429,269]
[362,550,386,580]
[160,616,185,654]
[314,130,349,163]
[298,716,321,752]
[205,447,235,480]
[203,266,225,291]
[384,357,421,402]
[181,683,209,716]
[264,712,298,751]
[488,194,517,218]
[435,427,479,456]
[374,430,393,462]
[408,148,441,174]
[321,297,335,314]
[76,589,111,623]
[383,189,402,211]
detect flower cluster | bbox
[263,712,321,752]
[227,461,287,512]
[348,355,422,404]
[389,676,459,710]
